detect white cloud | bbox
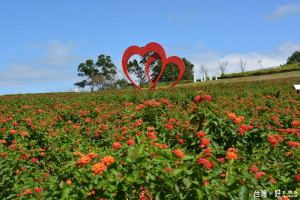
[265,3,300,20]
[24,40,83,66]
[0,64,79,87]
[0,40,83,87]
[189,41,300,77]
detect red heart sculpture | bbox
[122,42,185,90]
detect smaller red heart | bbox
[146,53,185,89]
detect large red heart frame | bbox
[122,42,185,90]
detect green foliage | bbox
[286,50,300,65]
[75,54,117,90]
[220,63,300,79]
[127,52,153,87]
[150,57,194,83]
[1,77,300,199]
[115,79,131,89]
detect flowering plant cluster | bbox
[0,77,299,199]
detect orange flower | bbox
[0,140,6,144]
[147,126,155,132]
[66,179,72,185]
[87,152,99,159]
[279,197,290,200]
[20,131,29,137]
[22,189,32,195]
[73,151,83,156]
[173,149,184,159]
[101,156,115,166]
[92,162,107,175]
[77,156,92,166]
[227,148,238,153]
[226,152,237,160]
[286,152,293,156]
[270,179,276,184]
[234,118,242,125]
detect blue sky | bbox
[1,0,300,95]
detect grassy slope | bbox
[175,70,300,88]
[2,70,300,96]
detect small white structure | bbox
[74,88,78,93]
[201,73,206,82]
[194,73,197,83]
[208,72,213,81]
[294,84,300,94]
[215,72,221,80]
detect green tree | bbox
[96,55,117,85]
[286,50,300,64]
[182,58,194,80]
[127,52,156,87]
[150,57,194,82]
[115,78,130,89]
[74,59,98,91]
[74,54,117,91]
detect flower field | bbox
[0,77,299,200]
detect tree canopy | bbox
[150,57,194,83]
[75,54,117,91]
[286,50,300,65]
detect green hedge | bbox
[220,63,300,79]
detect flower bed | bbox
[0,77,299,199]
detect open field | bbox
[0,76,299,199]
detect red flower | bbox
[1,152,8,159]
[249,164,259,172]
[194,95,203,102]
[112,142,121,150]
[268,136,278,148]
[254,172,266,179]
[199,138,210,148]
[217,158,225,163]
[197,131,206,138]
[295,174,300,182]
[34,188,43,193]
[165,167,172,173]
[197,158,215,170]
[205,95,212,101]
[44,173,49,179]
[31,158,38,163]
